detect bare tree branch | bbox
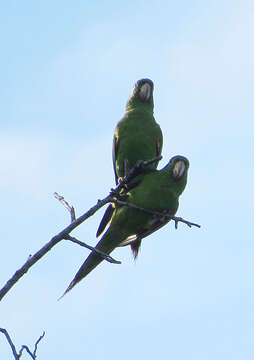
[0,193,111,301]
[0,157,158,301]
[0,194,114,301]
[0,328,45,359]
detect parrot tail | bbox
[130,239,142,259]
[59,226,126,298]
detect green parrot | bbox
[96,78,163,237]
[63,155,189,295]
[113,78,163,183]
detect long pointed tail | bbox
[60,227,125,297]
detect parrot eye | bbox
[139,83,152,101]
[172,160,186,179]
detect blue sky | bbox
[0,1,254,359]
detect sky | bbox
[0,0,254,358]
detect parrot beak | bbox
[139,83,152,102]
[173,160,186,179]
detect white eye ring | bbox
[139,83,151,101]
[173,160,186,179]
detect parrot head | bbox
[126,78,154,110]
[162,155,189,196]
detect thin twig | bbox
[33,331,45,358]
[54,192,76,222]
[18,346,34,359]
[65,235,121,264]
[19,331,45,359]
[173,216,201,229]
[113,199,201,228]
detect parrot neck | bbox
[126,105,154,115]
[169,179,188,198]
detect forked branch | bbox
[0,328,45,359]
